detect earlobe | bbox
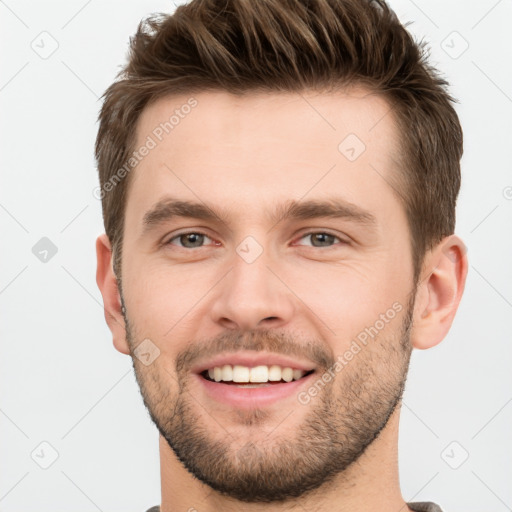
[95,234,130,355]
[410,235,468,350]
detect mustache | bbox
[175,329,334,374]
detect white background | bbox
[1,1,511,511]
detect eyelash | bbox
[297,231,347,247]
[165,231,217,248]
[164,230,347,248]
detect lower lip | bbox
[194,373,316,409]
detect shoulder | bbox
[407,502,444,512]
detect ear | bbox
[410,235,468,350]
[95,234,130,355]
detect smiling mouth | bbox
[200,364,315,387]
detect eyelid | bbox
[292,230,349,246]
[161,228,349,248]
[164,229,218,247]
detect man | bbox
[95,1,467,511]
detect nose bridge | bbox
[211,240,294,330]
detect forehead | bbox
[127,88,402,224]
[136,87,397,155]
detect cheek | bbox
[122,259,220,344]
[280,258,409,345]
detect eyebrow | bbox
[271,198,377,228]
[142,199,225,236]
[141,196,377,236]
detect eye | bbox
[295,232,345,248]
[166,232,216,249]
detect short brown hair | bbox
[95,0,463,281]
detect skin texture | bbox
[96,89,467,512]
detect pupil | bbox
[182,233,203,247]
[313,233,334,246]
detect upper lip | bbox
[191,351,317,374]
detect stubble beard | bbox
[121,292,415,503]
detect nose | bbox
[210,249,295,331]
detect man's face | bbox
[119,89,417,502]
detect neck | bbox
[158,405,411,512]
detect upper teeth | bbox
[207,365,306,383]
